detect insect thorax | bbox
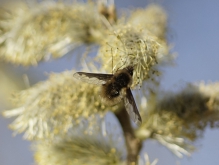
[114,71,132,88]
[104,72,131,98]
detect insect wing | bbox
[73,72,113,85]
[124,88,142,125]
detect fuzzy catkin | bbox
[3,70,121,139]
[0,1,106,65]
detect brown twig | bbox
[115,107,143,165]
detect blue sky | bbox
[0,0,219,165]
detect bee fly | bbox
[73,66,142,125]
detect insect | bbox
[73,66,142,125]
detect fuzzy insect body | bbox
[73,66,142,125]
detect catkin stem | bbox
[115,107,142,165]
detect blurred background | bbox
[0,0,219,164]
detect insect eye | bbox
[128,68,133,76]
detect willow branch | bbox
[115,107,143,165]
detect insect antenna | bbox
[111,47,114,74]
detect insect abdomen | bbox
[108,83,120,98]
[101,82,123,106]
